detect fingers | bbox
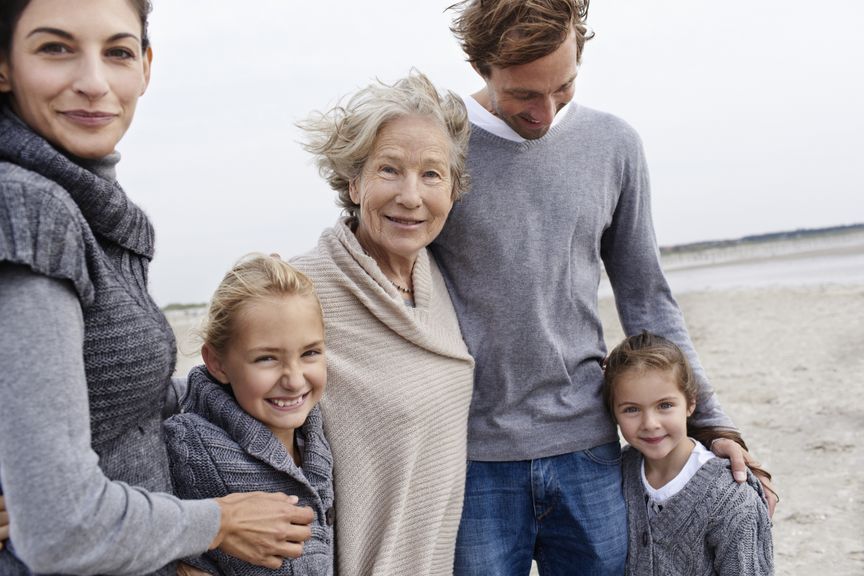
[289,504,315,526]
[0,507,9,549]
[711,438,748,483]
[213,491,314,567]
[177,562,213,576]
[283,524,313,551]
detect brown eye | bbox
[106,47,135,59]
[38,42,72,55]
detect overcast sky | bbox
[117,1,864,305]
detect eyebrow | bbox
[26,27,141,44]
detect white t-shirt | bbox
[641,439,716,518]
[463,94,572,142]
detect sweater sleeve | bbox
[600,133,734,430]
[0,265,220,575]
[709,476,775,576]
[0,177,94,306]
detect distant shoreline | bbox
[163,224,864,310]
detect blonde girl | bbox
[165,254,334,575]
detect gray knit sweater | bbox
[431,102,733,461]
[622,447,774,575]
[164,366,334,575]
[0,108,218,574]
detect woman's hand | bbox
[211,492,314,569]
[0,495,8,551]
[711,438,779,517]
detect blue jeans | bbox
[454,441,627,576]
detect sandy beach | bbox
[169,232,864,576]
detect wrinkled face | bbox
[0,0,151,159]
[350,114,455,262]
[204,294,326,449]
[612,367,695,466]
[481,28,579,140]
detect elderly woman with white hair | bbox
[294,71,475,576]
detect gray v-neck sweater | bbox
[432,103,733,460]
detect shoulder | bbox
[290,225,341,278]
[0,161,82,212]
[164,411,231,453]
[0,161,94,304]
[700,458,769,514]
[570,105,643,145]
[164,412,234,498]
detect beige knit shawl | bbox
[292,219,475,576]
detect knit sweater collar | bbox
[468,102,582,150]
[311,218,474,365]
[0,107,155,258]
[182,365,332,489]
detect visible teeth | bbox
[271,396,303,408]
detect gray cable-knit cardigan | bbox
[164,365,334,575]
[622,446,774,575]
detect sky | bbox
[116,1,864,305]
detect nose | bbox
[397,174,422,209]
[532,96,557,126]
[278,362,306,390]
[72,55,110,100]
[641,411,660,430]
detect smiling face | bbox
[612,367,696,469]
[0,0,151,159]
[350,114,455,264]
[479,28,578,140]
[202,294,326,451]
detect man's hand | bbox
[711,438,779,517]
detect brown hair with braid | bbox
[603,331,772,482]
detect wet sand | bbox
[169,240,864,576]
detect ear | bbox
[0,55,11,94]
[140,46,153,96]
[686,400,696,418]
[348,177,360,205]
[201,343,230,384]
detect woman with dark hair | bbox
[0,1,312,573]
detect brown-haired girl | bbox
[603,332,774,575]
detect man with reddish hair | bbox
[432,1,775,574]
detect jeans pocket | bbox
[583,440,622,466]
